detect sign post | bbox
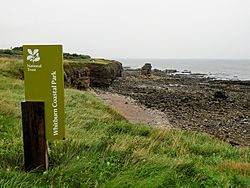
[21,45,65,171]
[21,101,48,171]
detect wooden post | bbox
[21,101,48,172]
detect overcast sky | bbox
[1,0,250,59]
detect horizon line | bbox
[112,57,250,60]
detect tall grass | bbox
[0,57,250,187]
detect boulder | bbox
[214,90,227,100]
[141,63,152,76]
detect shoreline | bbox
[119,58,250,81]
[107,68,250,146]
[124,66,250,82]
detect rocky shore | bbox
[107,68,250,146]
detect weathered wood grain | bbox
[21,101,48,171]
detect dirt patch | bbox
[93,89,171,128]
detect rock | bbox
[214,90,227,99]
[64,67,90,90]
[89,60,123,87]
[141,63,152,76]
[182,70,191,74]
[64,60,123,88]
[107,68,250,146]
[165,69,177,74]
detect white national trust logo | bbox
[27,49,40,63]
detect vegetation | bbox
[0,57,250,187]
[0,57,23,79]
[0,47,91,60]
[64,58,114,69]
[63,53,90,60]
[0,49,22,56]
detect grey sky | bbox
[1,0,250,58]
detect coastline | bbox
[118,58,250,81]
[107,68,250,146]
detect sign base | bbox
[21,101,48,171]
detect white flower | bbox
[27,49,40,63]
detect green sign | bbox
[23,45,65,140]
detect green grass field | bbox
[0,57,250,187]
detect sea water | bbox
[117,59,250,81]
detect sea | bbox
[117,59,250,81]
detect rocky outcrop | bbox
[64,60,123,89]
[141,63,152,76]
[0,56,122,90]
[64,67,90,90]
[88,60,122,87]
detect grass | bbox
[0,48,91,60]
[0,57,250,187]
[64,58,113,68]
